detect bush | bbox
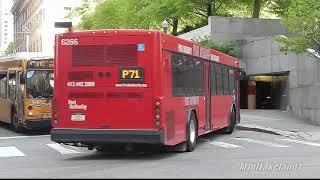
[197,37,237,57]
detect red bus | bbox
[51,29,240,152]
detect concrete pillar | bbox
[247,80,256,109]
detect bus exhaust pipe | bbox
[124,144,134,152]
[88,145,94,150]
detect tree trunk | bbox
[207,2,212,18]
[252,0,261,18]
[206,0,215,18]
[172,18,179,36]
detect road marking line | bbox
[0,146,25,157]
[231,138,291,148]
[277,139,320,147]
[0,135,50,140]
[201,139,243,148]
[46,143,83,154]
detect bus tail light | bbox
[28,106,33,110]
[154,99,161,126]
[52,99,59,125]
[52,99,58,118]
[53,119,59,125]
[155,107,160,113]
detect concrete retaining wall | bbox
[239,36,292,74]
[209,16,290,42]
[289,54,320,125]
[178,25,210,42]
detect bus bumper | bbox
[51,128,164,144]
[25,119,52,130]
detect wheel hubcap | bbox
[190,119,196,144]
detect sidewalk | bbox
[237,109,320,140]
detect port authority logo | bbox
[68,100,87,110]
[240,162,303,171]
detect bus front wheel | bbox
[11,113,23,133]
[186,113,197,152]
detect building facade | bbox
[0,0,14,55]
[11,0,81,56]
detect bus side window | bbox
[193,58,204,96]
[0,73,7,99]
[216,64,223,95]
[229,68,235,94]
[8,73,16,101]
[210,63,216,95]
[171,53,185,97]
[184,56,195,97]
[223,66,229,95]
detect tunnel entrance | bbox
[240,72,289,110]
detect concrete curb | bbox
[236,123,313,140]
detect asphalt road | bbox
[0,122,320,178]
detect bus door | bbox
[8,71,17,100]
[4,71,17,123]
[204,61,211,132]
[192,58,210,135]
[235,69,240,123]
[0,71,10,123]
[17,71,25,122]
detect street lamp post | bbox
[26,34,29,52]
[162,20,169,33]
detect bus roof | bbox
[57,29,158,37]
[57,29,239,67]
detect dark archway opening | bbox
[254,73,289,110]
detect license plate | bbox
[119,68,144,82]
[71,113,85,121]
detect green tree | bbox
[192,0,235,18]
[268,0,292,18]
[72,0,246,35]
[73,0,155,30]
[4,42,14,55]
[234,0,291,18]
[144,0,195,35]
[92,0,150,29]
[276,0,320,55]
[68,0,103,29]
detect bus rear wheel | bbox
[222,108,236,134]
[186,113,197,152]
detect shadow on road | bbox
[0,121,51,136]
[24,129,51,136]
[66,147,177,161]
[64,129,236,161]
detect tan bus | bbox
[0,53,54,132]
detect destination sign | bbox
[27,59,54,69]
[119,67,144,83]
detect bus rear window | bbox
[72,44,138,67]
